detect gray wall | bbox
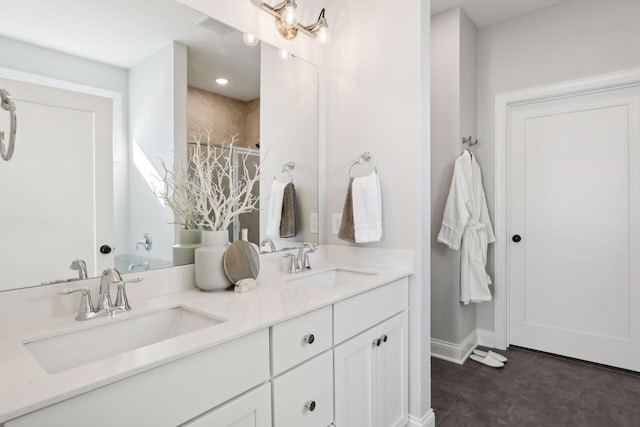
[430,8,479,345]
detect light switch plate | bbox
[332,213,342,234]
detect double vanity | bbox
[0,261,411,427]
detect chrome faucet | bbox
[58,267,143,320]
[128,260,150,271]
[282,242,317,273]
[69,258,88,280]
[260,237,276,252]
[97,267,123,312]
[297,242,317,270]
[136,233,152,251]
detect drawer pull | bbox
[304,334,315,344]
[381,334,388,343]
[372,338,381,347]
[305,400,317,412]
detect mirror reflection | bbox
[0,0,319,292]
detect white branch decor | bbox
[155,157,200,230]
[190,130,262,231]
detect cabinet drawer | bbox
[272,351,333,427]
[271,305,332,375]
[181,384,271,427]
[333,278,408,345]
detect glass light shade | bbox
[317,26,329,44]
[281,5,297,28]
[242,33,259,47]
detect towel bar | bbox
[0,86,17,161]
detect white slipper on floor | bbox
[469,354,504,368]
[472,349,508,363]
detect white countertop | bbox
[0,262,411,423]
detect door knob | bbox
[99,245,113,254]
[512,235,522,243]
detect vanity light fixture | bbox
[258,1,329,43]
[215,78,229,85]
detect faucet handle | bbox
[282,254,298,274]
[114,277,143,311]
[58,287,96,321]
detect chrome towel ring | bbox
[349,151,377,178]
[0,87,17,161]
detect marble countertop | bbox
[0,262,411,423]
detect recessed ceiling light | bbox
[215,78,229,85]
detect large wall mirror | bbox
[0,0,319,292]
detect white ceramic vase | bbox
[172,229,202,266]
[195,230,231,291]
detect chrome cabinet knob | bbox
[304,334,315,344]
[373,338,382,347]
[381,334,388,343]
[305,400,316,412]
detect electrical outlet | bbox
[310,213,318,233]
[332,213,342,234]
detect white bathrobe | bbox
[438,150,495,304]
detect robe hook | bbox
[462,136,478,146]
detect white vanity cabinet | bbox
[333,278,409,427]
[5,330,270,427]
[3,275,411,427]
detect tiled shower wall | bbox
[187,86,260,149]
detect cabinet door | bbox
[182,384,271,427]
[376,313,408,427]
[334,327,378,427]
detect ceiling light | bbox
[258,1,329,43]
[215,78,229,85]
[242,33,259,47]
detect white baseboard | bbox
[407,409,435,427]
[431,330,477,364]
[477,328,496,348]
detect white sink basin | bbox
[286,268,378,289]
[24,306,225,374]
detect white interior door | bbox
[0,76,113,289]
[508,85,640,371]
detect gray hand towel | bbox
[338,178,356,243]
[280,182,298,238]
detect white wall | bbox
[323,0,432,421]
[430,8,478,347]
[476,0,640,333]
[128,42,187,261]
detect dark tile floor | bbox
[431,346,640,426]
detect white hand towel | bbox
[352,172,382,243]
[266,180,287,237]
